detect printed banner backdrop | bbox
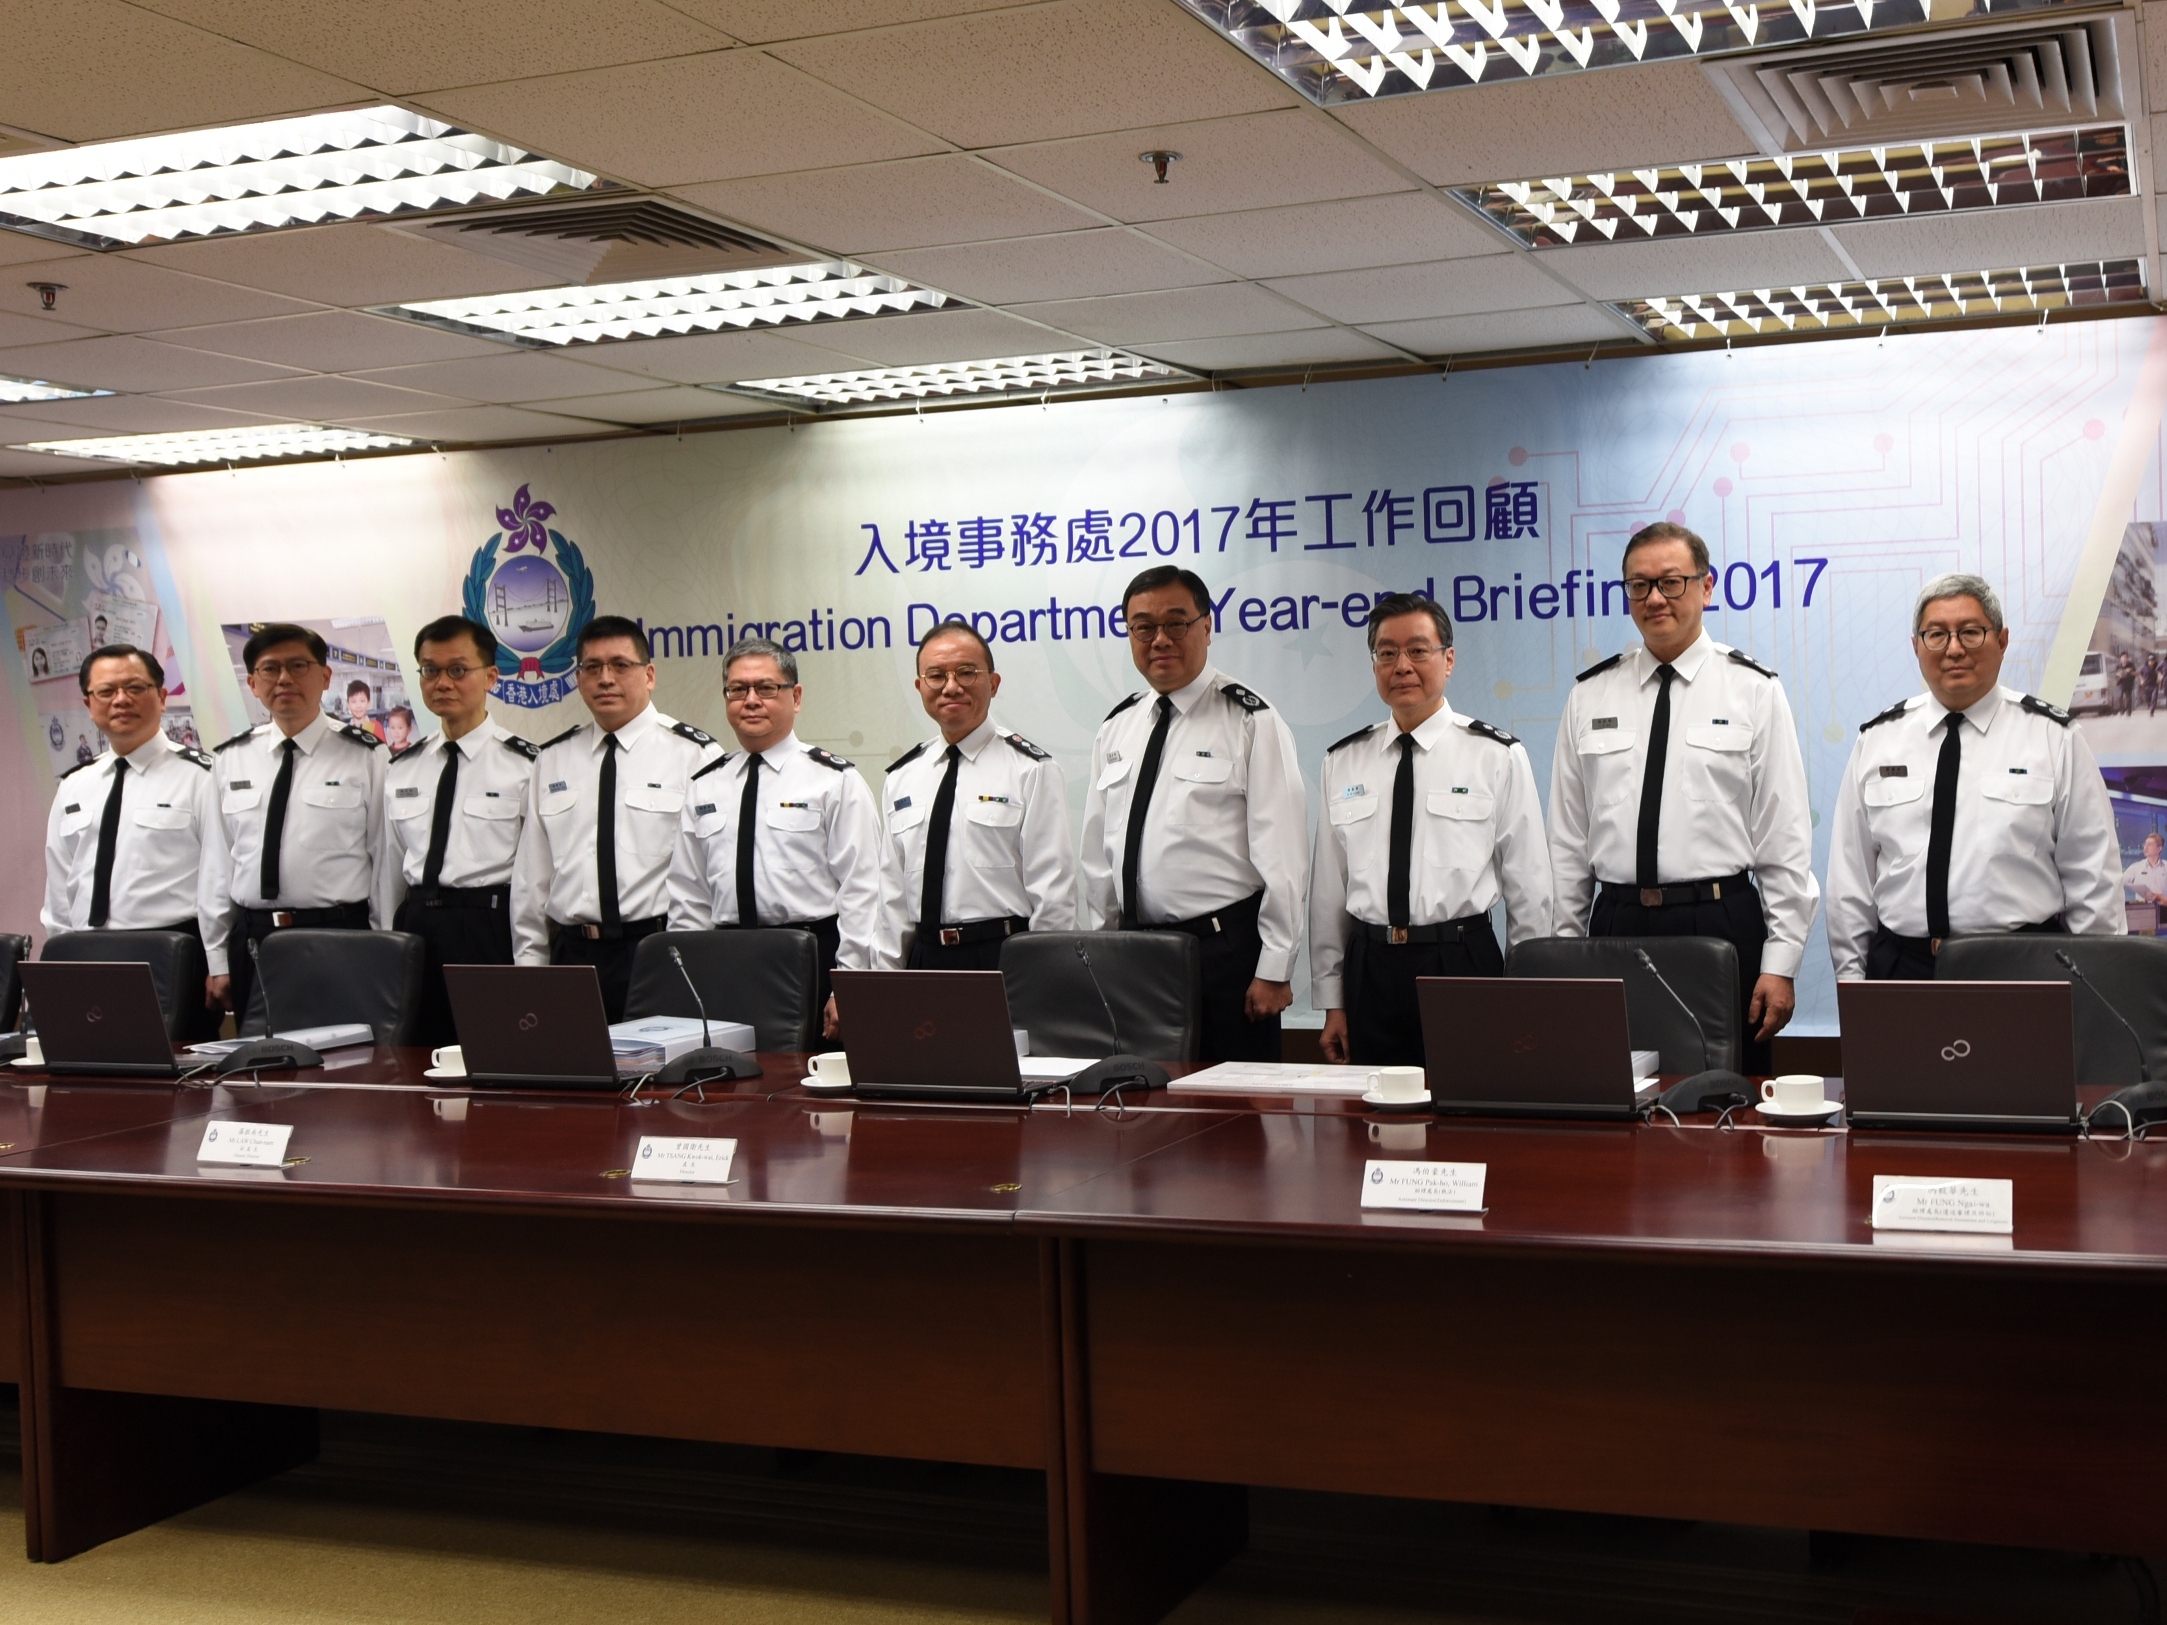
[4,315,2166,1033]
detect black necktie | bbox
[1635,663,1676,890]
[88,756,127,927]
[597,733,621,929]
[260,738,297,901]
[1925,713,1963,942]
[1120,695,1175,930]
[919,745,963,931]
[736,752,763,927]
[421,742,459,890]
[1387,733,1416,929]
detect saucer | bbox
[9,1056,44,1070]
[1753,1098,1841,1126]
[423,1066,468,1081]
[801,1077,854,1093]
[1361,1088,1433,1111]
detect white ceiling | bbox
[0,0,2150,477]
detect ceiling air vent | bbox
[398,198,803,285]
[1711,13,2129,151]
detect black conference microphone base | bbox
[216,1038,324,1076]
[1070,1054,1169,1096]
[1655,1068,1757,1115]
[657,1047,761,1086]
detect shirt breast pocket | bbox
[389,793,429,823]
[1328,796,1378,828]
[1683,722,1753,801]
[223,785,262,816]
[769,805,823,835]
[59,802,95,836]
[1425,787,1495,872]
[301,783,364,814]
[1165,753,1236,825]
[1979,769,2053,845]
[963,797,1023,868]
[1576,728,1638,805]
[1860,777,1925,810]
[623,784,688,858]
[132,804,192,832]
[462,793,520,820]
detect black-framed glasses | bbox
[723,679,791,702]
[418,662,487,682]
[251,658,320,679]
[86,680,158,702]
[1622,574,1699,602]
[1917,625,1992,652]
[1127,615,1202,643]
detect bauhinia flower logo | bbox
[462,488,596,709]
[495,485,556,554]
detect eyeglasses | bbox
[86,681,157,702]
[1917,624,1992,652]
[251,658,320,679]
[418,662,487,682]
[919,665,988,687]
[576,658,648,679]
[1127,615,1203,643]
[723,679,791,702]
[1622,575,1700,602]
[1371,643,1447,667]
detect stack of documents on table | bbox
[608,1014,756,1073]
[1170,1063,1379,1096]
[187,1023,375,1057]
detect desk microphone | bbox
[216,937,324,1076]
[1068,938,1166,1098]
[1633,948,1753,1116]
[2056,949,2163,1130]
[655,944,760,1086]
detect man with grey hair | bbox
[667,636,880,1036]
[1826,573,2120,980]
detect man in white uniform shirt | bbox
[1081,565,1309,1064]
[1826,573,2120,980]
[667,637,880,1038]
[43,642,222,1039]
[1314,594,1552,1067]
[376,615,543,1047]
[205,622,387,1033]
[877,622,1076,971]
[2124,833,2167,908]
[515,615,722,1022]
[1549,523,1817,1076]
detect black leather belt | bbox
[1359,914,1488,947]
[1599,872,1752,909]
[721,915,837,934]
[1885,915,2066,957]
[916,916,1026,948]
[1163,890,1265,937]
[413,884,509,910]
[554,915,666,942]
[242,902,368,930]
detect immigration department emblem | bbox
[462,485,596,708]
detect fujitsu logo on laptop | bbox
[1940,1038,1972,1062]
[914,1020,937,1041]
[1510,1033,1538,1054]
[519,1012,540,1031]
[86,1006,103,1024]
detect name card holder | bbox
[632,1136,738,1185]
[1870,1175,2013,1235]
[196,1121,294,1168]
[1361,1159,1486,1213]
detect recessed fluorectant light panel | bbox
[1628,258,2145,339]
[13,423,415,466]
[715,351,1190,409]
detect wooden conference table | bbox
[4,1051,2167,1625]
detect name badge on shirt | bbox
[1879,765,1908,778]
[549,780,569,794]
[1340,784,1368,799]
[1194,749,1213,757]
[62,802,80,814]
[229,780,253,791]
[1591,717,1619,730]
[893,795,912,811]
[395,787,421,799]
[694,803,716,817]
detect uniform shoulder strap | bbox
[807,745,854,770]
[1465,717,1519,746]
[1105,692,1143,721]
[389,740,428,763]
[691,752,735,781]
[500,734,540,762]
[178,746,214,770]
[337,721,384,749]
[1326,723,1377,754]
[2019,693,2073,727]
[1001,731,1051,761]
[1858,699,1911,733]
[1575,653,1623,683]
[671,720,718,748]
[57,754,98,779]
[540,725,584,750]
[1726,647,1778,680]
[214,727,256,753]
[887,741,927,774]
[1220,680,1269,712]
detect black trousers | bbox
[1345,915,1503,1068]
[1164,891,1278,1064]
[1591,880,1772,1076]
[550,917,666,1024]
[906,919,1027,972]
[231,901,370,1036]
[1865,917,2067,983]
[394,886,514,1049]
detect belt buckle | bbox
[581,923,603,940]
[1387,926,1409,945]
[1707,881,1723,900]
[1638,888,1664,908]
[939,927,962,946]
[270,910,295,928]
[1929,936,1944,955]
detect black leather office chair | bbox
[40,928,209,1040]
[1936,934,2167,1087]
[625,929,822,1053]
[1505,936,1743,1074]
[1000,931,1202,1062]
[0,932,29,1031]
[254,929,426,1046]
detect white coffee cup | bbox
[1013,1027,1030,1059]
[1761,1074,1825,1113]
[430,1045,465,1076]
[431,1095,468,1122]
[1369,1064,1425,1102]
[22,1034,43,1066]
[808,1050,851,1087]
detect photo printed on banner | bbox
[2077,526,2167,937]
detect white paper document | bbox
[1360,1159,1487,1213]
[1870,1175,2014,1234]
[187,1023,375,1058]
[196,1121,294,1167]
[1171,1062,1378,1096]
[609,1016,756,1073]
[633,1135,738,1185]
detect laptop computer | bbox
[445,965,620,1089]
[18,961,179,1078]
[1416,977,1653,1120]
[1838,981,2079,1133]
[830,970,1091,1101]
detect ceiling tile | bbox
[167,311,513,371]
[343,351,658,405]
[807,305,1089,365]
[669,2,1024,42]
[527,386,777,423]
[123,224,567,308]
[1539,233,1853,302]
[416,50,942,188]
[0,0,367,142]
[0,395,284,433]
[674,155,1103,254]
[1264,257,1579,324]
[561,327,891,384]
[0,335,302,393]
[1333,61,1756,189]
[2150,2,2167,115]
[985,109,1412,223]
[1145,193,1504,279]
[0,232,88,269]
[326,405,628,442]
[1006,284,1323,345]
[0,257,320,336]
[166,375,471,421]
[0,406,148,441]
[870,229,1228,304]
[131,0,734,94]
[1360,305,1635,357]
[770,0,1295,148]
[1130,330,1405,370]
[1831,198,2146,279]
[0,309,106,350]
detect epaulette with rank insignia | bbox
[807,746,853,771]
[671,720,717,748]
[1105,693,1142,721]
[541,725,583,750]
[1001,731,1051,761]
[1726,648,1778,680]
[691,752,735,781]
[214,727,256,753]
[1466,718,1519,746]
[500,735,540,762]
[389,740,427,763]
[1326,724,1378,754]
[887,741,926,774]
[1575,653,1623,683]
[1220,681,1269,712]
[1859,699,1910,733]
[2019,693,2073,727]
[58,755,97,779]
[337,721,384,749]
[178,747,213,770]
